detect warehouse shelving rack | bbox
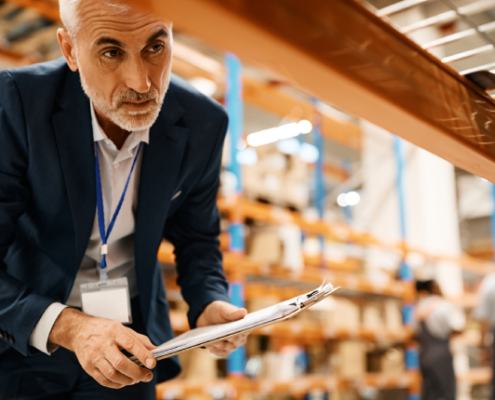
[154,53,426,400]
[155,51,495,398]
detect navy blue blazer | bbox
[0,58,231,382]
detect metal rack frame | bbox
[369,0,495,75]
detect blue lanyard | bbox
[95,141,143,281]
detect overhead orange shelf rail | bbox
[131,0,495,183]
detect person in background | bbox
[474,273,495,400]
[415,280,465,400]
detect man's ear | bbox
[57,28,78,72]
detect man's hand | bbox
[196,301,248,357]
[48,308,157,389]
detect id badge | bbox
[80,277,132,324]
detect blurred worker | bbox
[415,280,465,400]
[0,0,247,398]
[474,273,495,400]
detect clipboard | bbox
[130,282,339,365]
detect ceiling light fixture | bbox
[247,120,313,147]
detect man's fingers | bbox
[96,358,135,386]
[116,332,156,370]
[207,341,238,355]
[129,331,158,353]
[91,368,125,390]
[106,346,151,382]
[209,348,233,357]
[208,335,247,351]
[207,340,228,351]
[228,334,248,346]
[221,343,237,353]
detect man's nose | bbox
[124,55,151,94]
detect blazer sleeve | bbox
[163,114,231,329]
[0,71,56,355]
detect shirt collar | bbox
[90,100,150,151]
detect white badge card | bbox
[80,277,132,324]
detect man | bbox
[415,280,465,400]
[0,0,247,398]
[474,273,495,400]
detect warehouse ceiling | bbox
[364,0,495,78]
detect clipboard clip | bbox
[293,281,340,309]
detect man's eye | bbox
[149,44,163,53]
[103,50,119,58]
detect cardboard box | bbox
[332,298,361,332]
[279,225,304,272]
[176,348,217,381]
[246,297,279,313]
[367,346,404,374]
[362,302,385,332]
[247,227,283,265]
[330,341,367,378]
[384,299,403,332]
[381,347,405,374]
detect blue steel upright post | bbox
[312,99,325,267]
[225,53,246,376]
[393,136,419,400]
[341,159,353,224]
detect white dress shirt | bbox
[415,295,465,340]
[29,101,149,354]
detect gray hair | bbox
[59,0,131,38]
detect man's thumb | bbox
[222,305,247,322]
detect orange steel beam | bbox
[322,163,350,182]
[0,47,33,66]
[156,372,420,398]
[167,309,414,343]
[466,246,494,261]
[6,0,60,22]
[133,0,495,183]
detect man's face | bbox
[72,1,173,131]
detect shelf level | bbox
[155,369,490,399]
[156,372,420,399]
[218,196,495,278]
[158,243,415,301]
[168,310,413,344]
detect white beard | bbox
[78,66,167,132]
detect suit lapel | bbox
[135,89,189,322]
[51,70,96,276]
